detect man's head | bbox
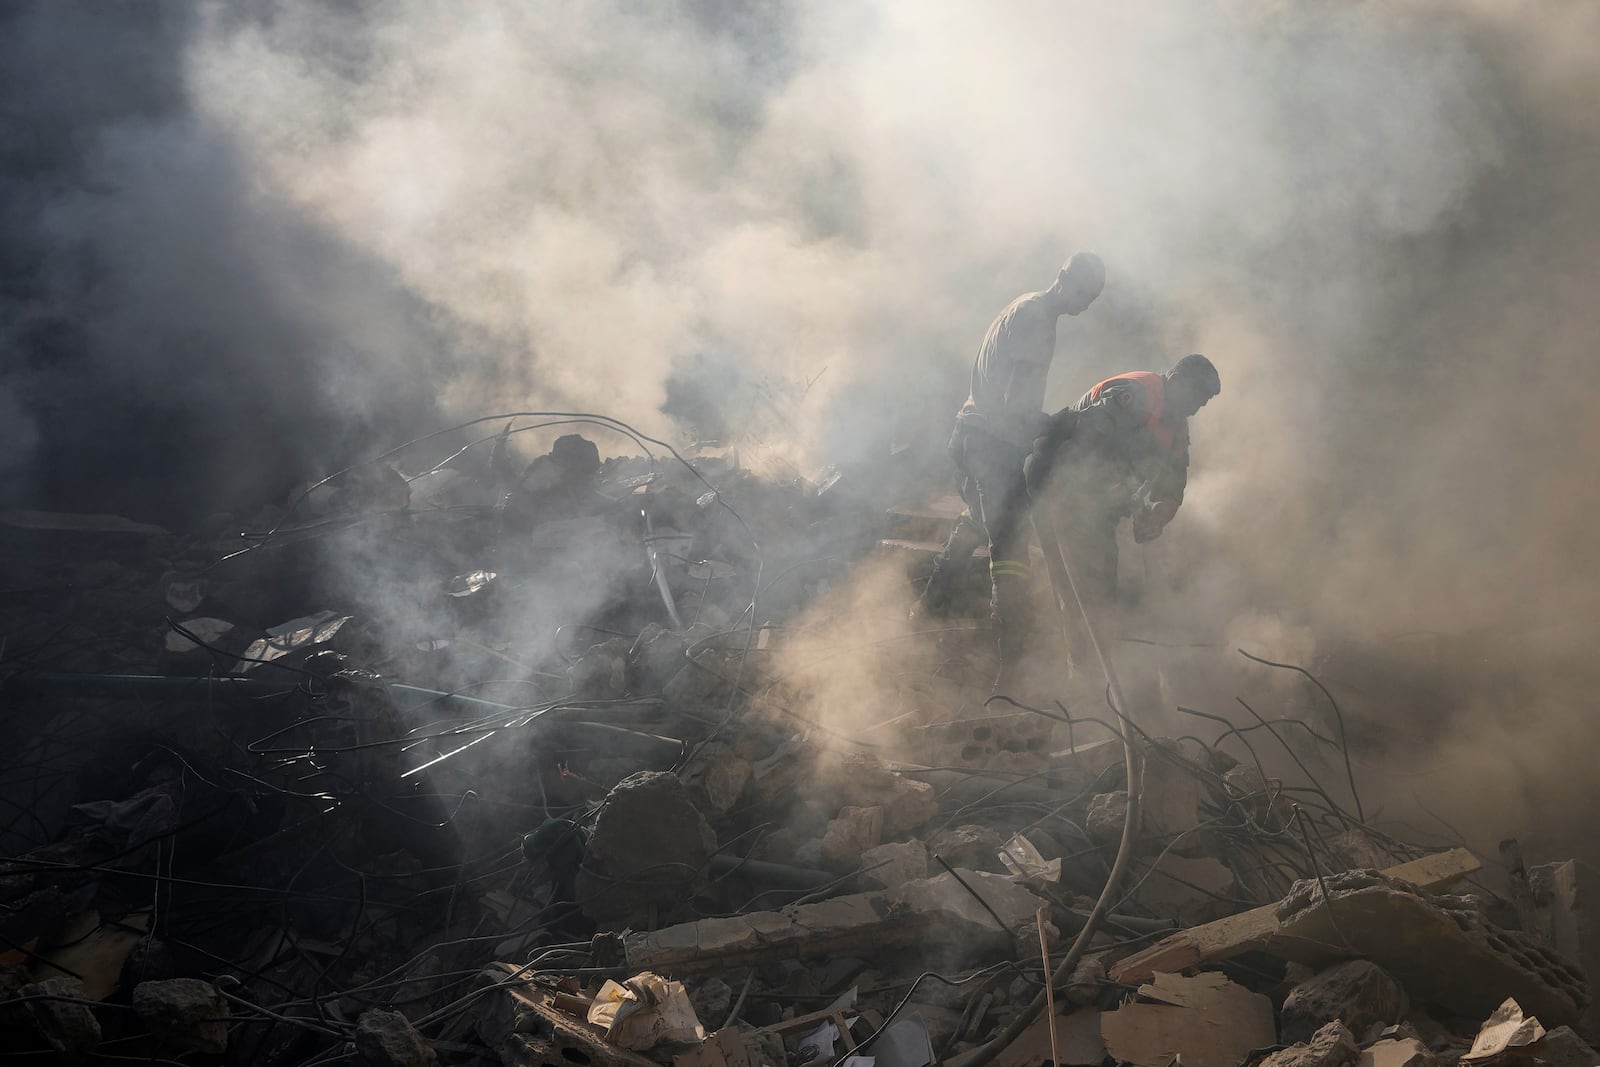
[1050,251,1105,315]
[1164,354,1220,417]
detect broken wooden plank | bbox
[1109,847,1481,984]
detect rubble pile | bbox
[0,420,1596,1066]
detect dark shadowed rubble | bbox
[1,429,1597,1066]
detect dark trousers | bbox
[925,426,1033,667]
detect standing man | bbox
[920,252,1105,692]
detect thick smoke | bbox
[6,2,1600,860]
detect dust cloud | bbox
[5,2,1600,862]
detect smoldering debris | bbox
[1,417,1597,1066]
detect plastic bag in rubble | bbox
[587,973,706,1052]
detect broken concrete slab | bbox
[1138,740,1206,851]
[1529,859,1600,1041]
[820,806,884,871]
[1356,1036,1437,1067]
[1128,854,1239,926]
[1281,960,1406,1045]
[826,753,939,836]
[1100,971,1276,1067]
[1534,1025,1600,1067]
[1261,1020,1360,1067]
[991,1007,1106,1067]
[576,771,718,927]
[131,978,230,1054]
[621,869,1039,973]
[355,1009,436,1067]
[859,839,929,889]
[18,976,102,1063]
[927,824,1008,872]
[1270,872,1588,1028]
[1110,848,1483,984]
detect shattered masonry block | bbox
[1131,855,1239,926]
[926,824,1008,873]
[1535,1025,1600,1067]
[825,752,937,835]
[1139,741,1205,852]
[1261,1021,1360,1067]
[1529,859,1600,1041]
[1355,1036,1437,1067]
[576,771,718,927]
[19,977,101,1062]
[819,806,884,871]
[355,1009,436,1067]
[1272,870,1589,1027]
[681,743,752,819]
[926,714,1054,767]
[1085,791,1131,846]
[132,978,230,1054]
[859,839,929,889]
[1280,960,1405,1045]
[623,869,1039,973]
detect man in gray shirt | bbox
[920,252,1105,692]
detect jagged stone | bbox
[132,978,229,1054]
[681,743,751,818]
[859,839,929,889]
[820,806,884,871]
[1085,791,1131,845]
[576,771,717,926]
[355,1009,436,1067]
[926,824,1007,872]
[686,977,732,1030]
[1281,960,1406,1044]
[19,977,101,1064]
[1261,1021,1359,1067]
[1273,870,1588,1027]
[1536,1025,1600,1067]
[826,752,938,834]
[1356,1036,1436,1067]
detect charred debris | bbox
[0,412,1595,1067]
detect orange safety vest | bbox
[1086,371,1185,457]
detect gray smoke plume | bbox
[5,2,1600,859]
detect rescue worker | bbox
[1026,353,1221,641]
[919,252,1106,691]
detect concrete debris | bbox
[820,806,885,871]
[131,978,230,1054]
[577,771,719,927]
[18,976,102,1064]
[1356,1036,1438,1067]
[1101,971,1276,1067]
[1533,1025,1600,1067]
[859,838,930,889]
[926,824,1008,872]
[355,1009,438,1067]
[621,869,1039,973]
[1112,848,1484,983]
[1281,960,1407,1045]
[1128,853,1240,926]
[1528,860,1600,1041]
[5,441,1595,1067]
[1272,872,1589,1027]
[1260,1021,1361,1067]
